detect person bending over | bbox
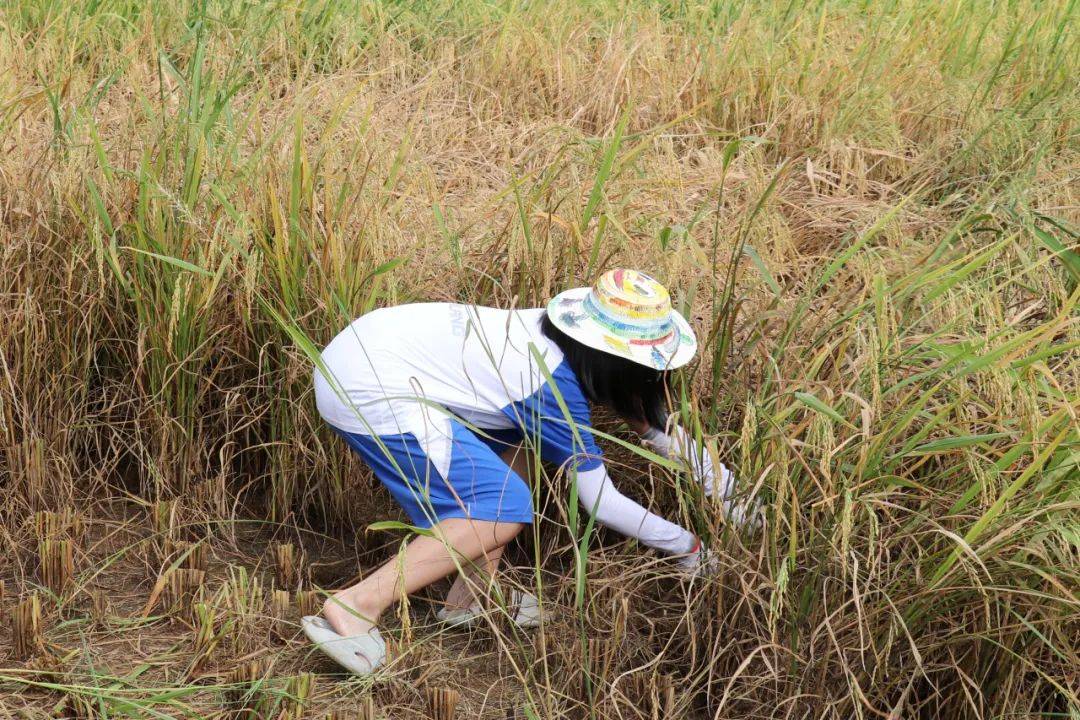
[302,269,745,675]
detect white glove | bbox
[641,423,725,495]
[675,538,719,577]
[641,423,746,524]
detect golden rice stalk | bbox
[549,634,584,695]
[324,694,375,720]
[38,538,75,595]
[186,602,223,680]
[216,566,267,657]
[273,542,303,590]
[626,671,650,714]
[56,693,96,720]
[227,658,270,718]
[10,438,48,516]
[295,589,319,618]
[170,539,209,572]
[89,589,109,623]
[656,673,675,718]
[533,627,547,661]
[281,673,316,720]
[148,499,178,571]
[190,541,208,571]
[270,588,293,641]
[191,475,229,537]
[610,593,630,646]
[151,499,177,538]
[626,670,674,720]
[161,568,206,621]
[12,593,42,660]
[425,686,461,720]
[228,657,267,687]
[34,508,85,547]
[585,635,616,708]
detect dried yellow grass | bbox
[0,0,1076,718]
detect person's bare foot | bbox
[323,590,379,638]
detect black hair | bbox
[541,312,671,429]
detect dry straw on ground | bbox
[0,0,1077,718]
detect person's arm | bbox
[638,417,746,524]
[514,368,700,564]
[573,462,699,557]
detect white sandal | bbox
[436,589,541,629]
[301,616,387,676]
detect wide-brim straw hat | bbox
[547,269,698,370]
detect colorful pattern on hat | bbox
[583,270,677,349]
[547,269,698,370]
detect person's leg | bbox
[324,517,523,637]
[443,544,504,611]
[501,443,532,483]
[442,444,531,611]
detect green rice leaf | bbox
[743,243,782,296]
[793,392,854,429]
[909,432,1013,454]
[121,247,213,277]
[1032,225,1080,284]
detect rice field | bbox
[0,0,1077,718]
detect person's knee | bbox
[496,521,525,544]
[433,518,521,553]
[471,520,523,552]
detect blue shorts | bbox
[333,420,532,529]
[471,426,526,454]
